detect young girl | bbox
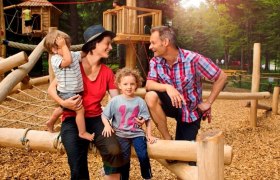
[102,67,157,180]
[44,30,94,141]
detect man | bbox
[145,26,227,143]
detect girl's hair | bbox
[115,68,143,89]
[44,30,71,54]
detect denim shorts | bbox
[57,91,83,100]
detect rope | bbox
[53,132,61,149]
[31,85,49,100]
[1,105,51,128]
[128,40,147,78]
[0,105,49,119]
[17,89,53,102]
[141,41,151,62]
[7,96,56,109]
[52,133,64,154]
[6,10,19,33]
[20,128,31,151]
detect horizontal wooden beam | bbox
[0,128,232,165]
[135,88,270,100]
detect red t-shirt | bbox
[62,64,116,121]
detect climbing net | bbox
[0,84,57,130]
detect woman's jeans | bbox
[61,116,125,180]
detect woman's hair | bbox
[44,30,71,54]
[82,34,109,54]
[115,67,143,89]
[150,26,177,48]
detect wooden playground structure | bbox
[0,0,279,179]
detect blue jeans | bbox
[117,136,152,180]
[61,116,126,180]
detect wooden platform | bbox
[114,33,150,44]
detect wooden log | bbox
[0,52,28,75]
[0,128,233,165]
[135,88,270,100]
[0,38,45,103]
[10,75,49,94]
[156,159,198,180]
[272,86,279,114]
[250,43,261,127]
[197,130,224,180]
[0,128,60,152]
[244,101,272,111]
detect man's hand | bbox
[146,134,158,144]
[166,85,186,108]
[197,101,212,123]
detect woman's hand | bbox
[102,125,114,137]
[62,95,83,111]
[166,85,186,108]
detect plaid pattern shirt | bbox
[147,48,221,123]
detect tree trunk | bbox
[240,47,244,70]
[69,4,79,44]
[264,50,269,72]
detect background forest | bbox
[3,0,280,73]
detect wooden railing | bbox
[103,6,162,35]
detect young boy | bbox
[44,30,94,141]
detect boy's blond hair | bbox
[115,67,143,89]
[44,30,71,54]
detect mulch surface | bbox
[0,84,279,179]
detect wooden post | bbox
[197,130,224,180]
[127,0,137,34]
[0,52,28,75]
[272,86,279,114]
[125,43,136,69]
[250,43,261,127]
[48,27,57,83]
[125,0,137,68]
[0,0,6,59]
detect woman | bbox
[48,25,127,180]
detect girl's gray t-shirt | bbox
[102,95,150,138]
